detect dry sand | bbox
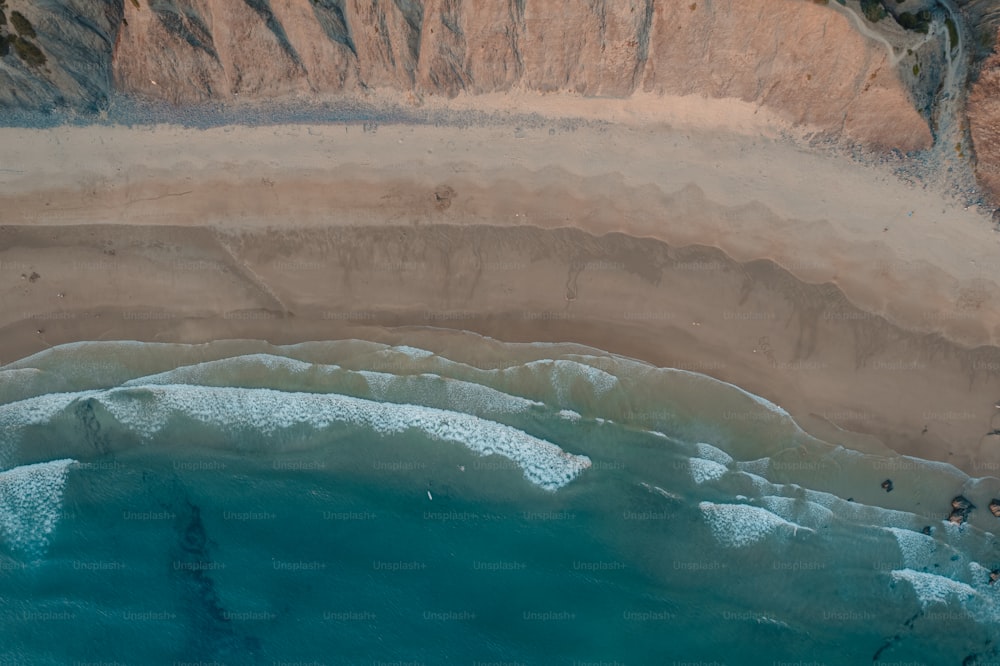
[2,94,1000,476]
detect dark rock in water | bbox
[949,495,975,524]
[921,526,932,536]
[989,499,1000,518]
[178,501,208,555]
[990,569,1000,585]
[170,496,253,659]
[74,398,111,455]
[881,479,894,492]
[953,496,974,511]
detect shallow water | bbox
[1,336,999,665]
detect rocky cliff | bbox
[1,0,933,152]
[968,26,1000,208]
[0,0,122,113]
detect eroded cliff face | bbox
[641,1,930,151]
[0,0,930,153]
[0,0,122,112]
[969,28,1000,206]
[107,0,932,151]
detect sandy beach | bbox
[11,0,1000,660]
[2,95,1000,476]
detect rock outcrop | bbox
[0,0,122,112]
[0,0,932,152]
[111,0,931,150]
[969,27,1000,207]
[949,495,975,524]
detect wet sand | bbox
[2,117,1000,476]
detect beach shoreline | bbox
[2,108,1000,478]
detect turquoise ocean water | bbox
[1,336,999,665]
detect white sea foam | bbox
[758,496,835,530]
[0,391,94,466]
[885,527,941,570]
[384,345,434,360]
[358,370,545,418]
[95,385,590,491]
[0,391,90,430]
[695,442,733,465]
[705,373,793,420]
[558,410,582,422]
[524,360,619,405]
[897,455,968,481]
[661,367,794,420]
[734,470,776,495]
[1,340,147,370]
[0,367,48,395]
[737,458,771,477]
[967,561,992,584]
[415,373,542,415]
[959,564,1000,624]
[740,391,790,419]
[122,353,319,386]
[801,488,922,529]
[358,370,393,396]
[699,501,811,548]
[688,458,728,485]
[640,481,683,501]
[941,521,967,539]
[439,375,543,415]
[965,562,1000,608]
[721,470,948,538]
[566,362,618,396]
[125,355,546,422]
[890,569,977,608]
[2,340,163,389]
[0,367,45,379]
[0,459,76,558]
[727,451,940,534]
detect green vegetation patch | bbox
[913,63,920,76]
[896,10,931,34]
[10,10,34,38]
[13,36,45,67]
[945,17,958,52]
[860,0,886,22]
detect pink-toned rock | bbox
[107,0,930,152]
[641,0,930,151]
[969,29,1000,206]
